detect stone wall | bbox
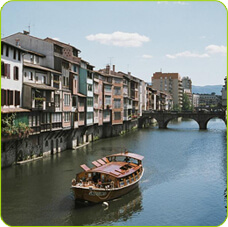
[1,120,139,168]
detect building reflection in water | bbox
[70,187,143,225]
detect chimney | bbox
[128,72,131,76]
[23,30,30,35]
[106,64,110,74]
[113,65,115,73]
[15,39,20,47]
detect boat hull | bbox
[72,168,144,203]
[72,180,139,203]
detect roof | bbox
[23,62,61,74]
[106,152,144,161]
[1,107,30,114]
[1,40,27,52]
[44,37,81,53]
[23,82,57,91]
[79,152,143,178]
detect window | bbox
[73,64,78,73]
[28,72,33,80]
[35,56,39,64]
[13,48,16,60]
[1,62,5,76]
[87,97,93,107]
[1,44,3,55]
[54,44,63,54]
[6,45,9,57]
[87,112,93,120]
[30,55,34,63]
[104,85,112,92]
[64,112,70,122]
[2,63,10,78]
[105,95,111,106]
[64,94,70,106]
[114,112,121,120]
[15,90,20,106]
[114,78,121,84]
[8,90,13,105]
[18,51,21,61]
[52,113,61,123]
[88,84,92,91]
[45,141,48,147]
[54,94,60,107]
[1,89,6,106]
[114,99,121,108]
[14,66,19,80]
[79,112,84,121]
[114,87,121,95]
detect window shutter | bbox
[1,89,5,106]
[14,66,16,80]
[7,64,10,79]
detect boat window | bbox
[88,173,91,178]
[101,174,105,180]
[126,177,130,185]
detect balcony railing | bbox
[40,123,51,132]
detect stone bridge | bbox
[139,110,227,130]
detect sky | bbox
[1,1,227,86]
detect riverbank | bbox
[1,119,140,168]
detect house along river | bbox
[1,118,227,226]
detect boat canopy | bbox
[80,164,90,172]
[106,152,144,161]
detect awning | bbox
[1,107,30,114]
[24,82,57,91]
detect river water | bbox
[1,119,227,226]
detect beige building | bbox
[152,72,183,109]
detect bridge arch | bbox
[204,116,226,129]
[163,117,199,129]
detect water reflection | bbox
[69,187,142,225]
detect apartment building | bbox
[152,72,183,109]
[3,32,64,133]
[99,65,124,125]
[44,38,83,129]
[1,40,30,133]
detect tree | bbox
[182,93,192,111]
[2,113,33,138]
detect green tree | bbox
[2,113,32,138]
[182,93,192,111]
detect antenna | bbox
[109,57,114,67]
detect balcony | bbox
[40,123,51,132]
[51,122,62,130]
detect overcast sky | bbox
[1,1,227,86]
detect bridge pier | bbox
[158,121,167,129]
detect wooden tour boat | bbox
[71,151,144,203]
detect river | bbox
[1,118,227,226]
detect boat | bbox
[71,151,144,203]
